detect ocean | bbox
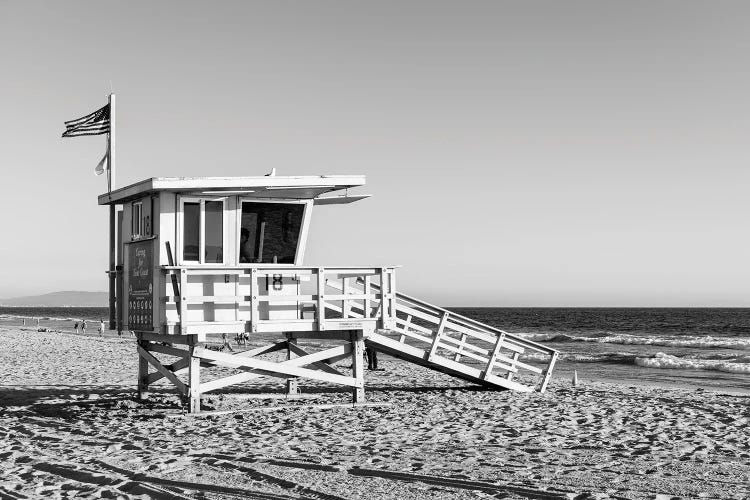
[452,307,750,393]
[2,306,748,393]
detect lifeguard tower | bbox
[99,174,559,413]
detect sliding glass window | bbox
[181,198,225,264]
[239,202,304,264]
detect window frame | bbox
[131,201,143,240]
[178,196,228,265]
[236,198,312,266]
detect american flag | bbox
[62,103,110,137]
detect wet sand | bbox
[1,327,748,499]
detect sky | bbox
[0,1,748,306]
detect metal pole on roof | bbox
[108,93,115,193]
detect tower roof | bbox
[98,175,367,205]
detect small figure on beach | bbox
[366,346,378,370]
[81,320,87,334]
[74,322,79,333]
[235,332,249,346]
[98,319,105,336]
[221,332,234,352]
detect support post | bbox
[116,265,123,335]
[137,335,150,400]
[108,205,116,330]
[107,93,116,330]
[285,334,299,395]
[350,330,365,403]
[188,342,201,413]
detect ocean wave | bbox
[635,352,750,374]
[516,332,750,349]
[521,351,750,373]
[0,314,89,322]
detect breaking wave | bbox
[517,332,750,349]
[521,351,750,374]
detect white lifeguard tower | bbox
[99,174,558,413]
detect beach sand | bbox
[1,327,748,499]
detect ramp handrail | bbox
[326,279,559,393]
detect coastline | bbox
[1,326,748,499]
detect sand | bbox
[1,327,748,499]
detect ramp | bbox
[326,280,559,393]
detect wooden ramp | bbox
[326,280,559,393]
[365,330,535,392]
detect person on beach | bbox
[74,322,79,333]
[98,319,104,336]
[81,320,87,334]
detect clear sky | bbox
[1,1,748,306]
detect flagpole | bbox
[108,93,116,330]
[109,93,115,193]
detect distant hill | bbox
[0,291,108,307]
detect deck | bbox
[132,265,559,410]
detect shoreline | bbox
[6,321,750,396]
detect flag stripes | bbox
[62,103,110,137]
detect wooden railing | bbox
[159,264,558,392]
[326,280,559,392]
[388,291,558,391]
[160,265,397,336]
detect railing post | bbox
[317,268,326,331]
[179,268,188,334]
[388,268,396,330]
[539,351,558,393]
[363,275,371,319]
[234,272,239,322]
[250,268,258,333]
[483,332,506,380]
[342,275,350,318]
[379,268,388,330]
[427,311,449,361]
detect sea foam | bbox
[520,351,750,373]
[517,332,750,349]
[635,352,750,374]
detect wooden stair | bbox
[326,279,559,393]
[365,330,534,392]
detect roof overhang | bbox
[98,175,367,205]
